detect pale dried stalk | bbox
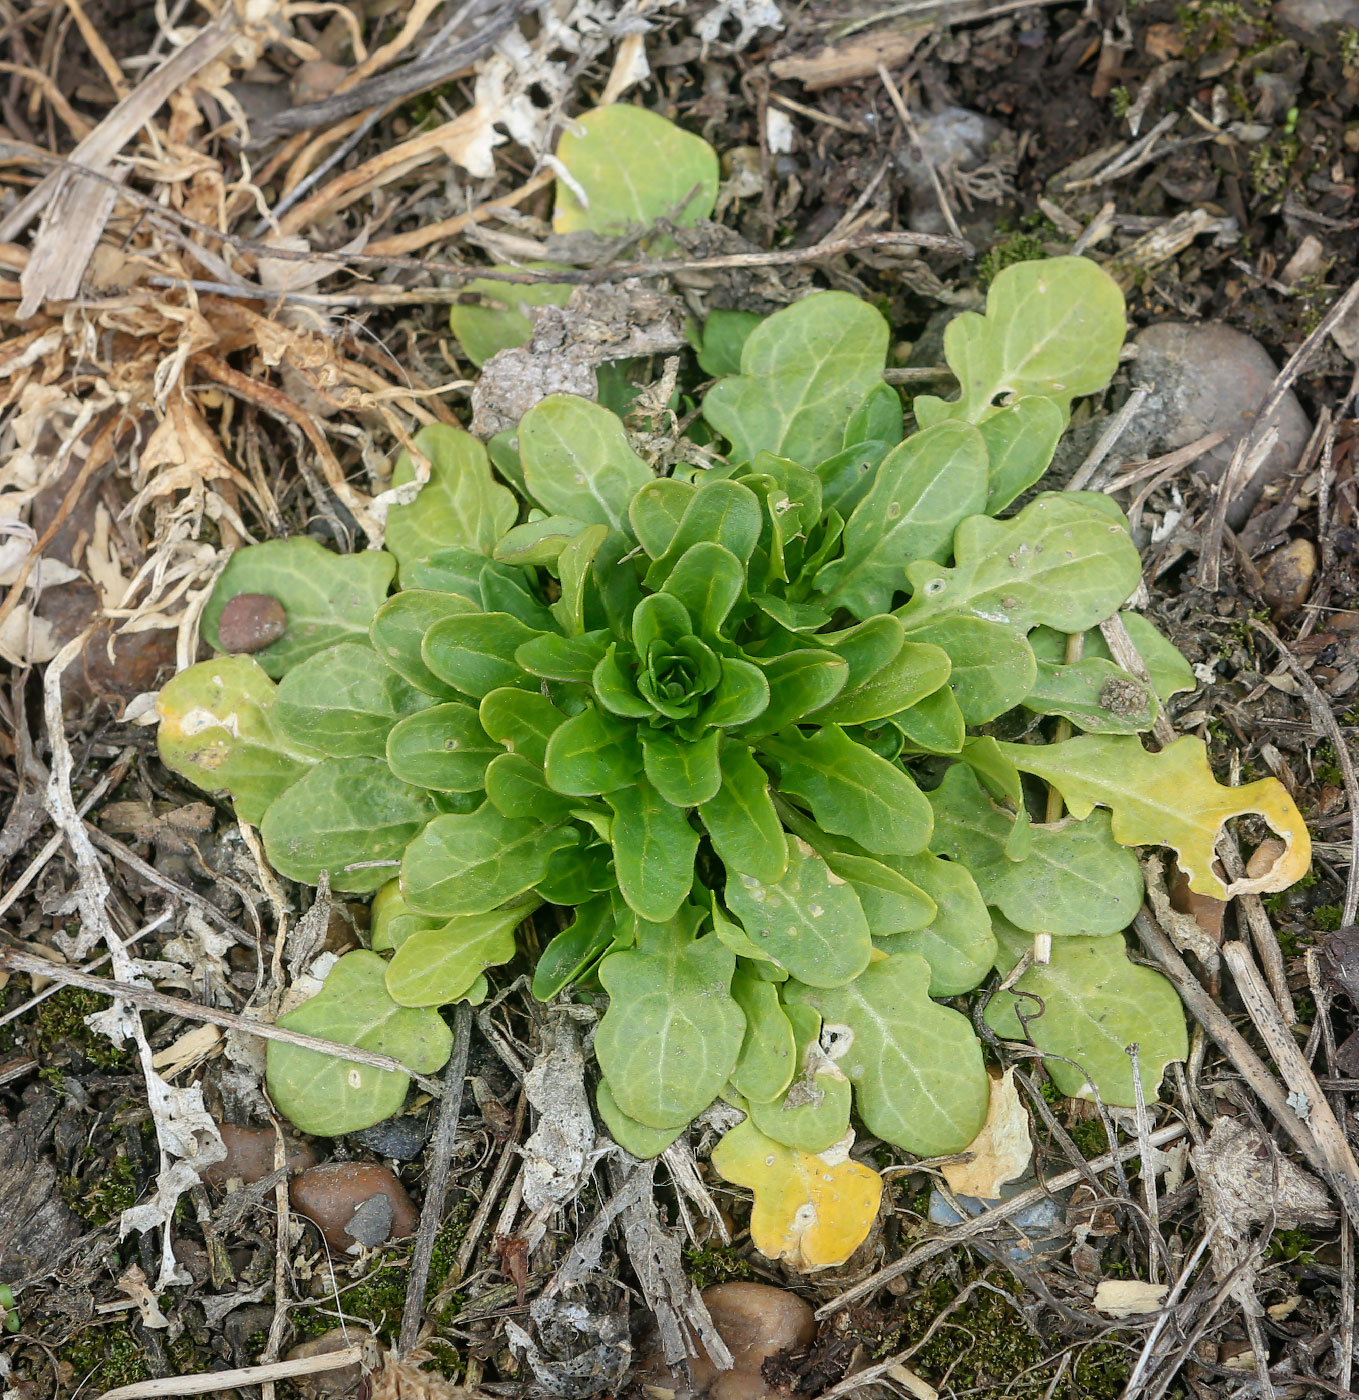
[96,1345,368,1400]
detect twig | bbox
[877,64,967,246]
[1134,911,1359,1233]
[815,1123,1186,1317]
[882,365,957,385]
[0,948,446,1096]
[0,145,973,280]
[444,1092,526,1290]
[1249,619,1359,926]
[1066,386,1152,492]
[1221,940,1359,1230]
[1127,1043,1161,1284]
[1101,430,1230,495]
[1216,834,1293,1025]
[1098,614,1176,746]
[94,1345,367,1400]
[398,1001,473,1356]
[1201,275,1359,590]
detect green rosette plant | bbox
[157,255,1311,1265]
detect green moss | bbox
[1311,905,1343,932]
[1267,1229,1317,1264]
[1066,1116,1112,1160]
[683,1240,759,1287]
[979,234,1048,290]
[57,1330,151,1392]
[60,1150,138,1226]
[1250,133,1302,199]
[32,986,136,1071]
[880,1271,1134,1400]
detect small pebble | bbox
[638,1282,815,1398]
[349,1112,431,1161]
[286,1326,376,1400]
[289,1162,418,1253]
[1260,538,1317,613]
[203,1122,316,1188]
[217,593,287,653]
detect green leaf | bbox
[823,851,935,936]
[697,309,762,378]
[516,629,611,684]
[495,515,591,567]
[890,684,966,754]
[1023,657,1157,734]
[385,903,531,1006]
[397,544,485,599]
[544,705,643,795]
[815,422,989,617]
[642,727,723,806]
[979,396,1065,514]
[644,479,763,589]
[844,380,903,448]
[997,734,1311,901]
[743,650,848,737]
[518,395,652,531]
[724,835,872,988]
[532,897,616,999]
[592,644,653,719]
[897,494,1143,638]
[596,1079,683,1157]
[702,292,890,467]
[985,915,1187,1107]
[386,701,500,791]
[553,105,719,238]
[551,523,610,637]
[812,641,950,726]
[628,477,694,558]
[747,1002,851,1153]
[422,612,543,700]
[761,725,932,856]
[698,740,788,884]
[926,763,1144,936]
[259,758,433,891]
[478,688,566,768]
[703,658,770,729]
[595,917,744,1128]
[370,879,443,952]
[898,616,1035,725]
[817,441,891,518]
[449,265,572,366]
[785,952,990,1155]
[267,950,453,1137]
[1030,613,1196,704]
[661,543,744,639]
[203,538,396,678]
[728,970,798,1104]
[485,752,578,822]
[370,589,479,697]
[156,656,319,825]
[401,805,575,915]
[606,779,699,922]
[274,642,431,758]
[385,424,518,576]
[914,256,1126,425]
[873,850,997,997]
[820,615,904,690]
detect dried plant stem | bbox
[0,948,447,1097]
[95,1345,368,1400]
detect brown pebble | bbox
[1246,837,1288,883]
[289,1162,418,1253]
[1169,860,1226,943]
[286,1326,376,1400]
[203,1122,317,1188]
[1260,538,1317,613]
[635,1282,816,1398]
[290,59,349,107]
[217,592,287,654]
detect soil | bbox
[1,1,1358,1398]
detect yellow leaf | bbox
[1000,736,1310,900]
[941,1067,1031,1199]
[711,1117,882,1272]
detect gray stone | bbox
[348,1111,431,1161]
[1128,322,1312,527]
[1274,0,1359,46]
[897,106,1009,237]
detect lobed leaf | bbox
[596,1079,683,1158]
[606,779,700,922]
[999,734,1311,900]
[449,265,572,366]
[746,1002,851,1152]
[385,902,534,1006]
[710,1117,882,1271]
[728,971,798,1105]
